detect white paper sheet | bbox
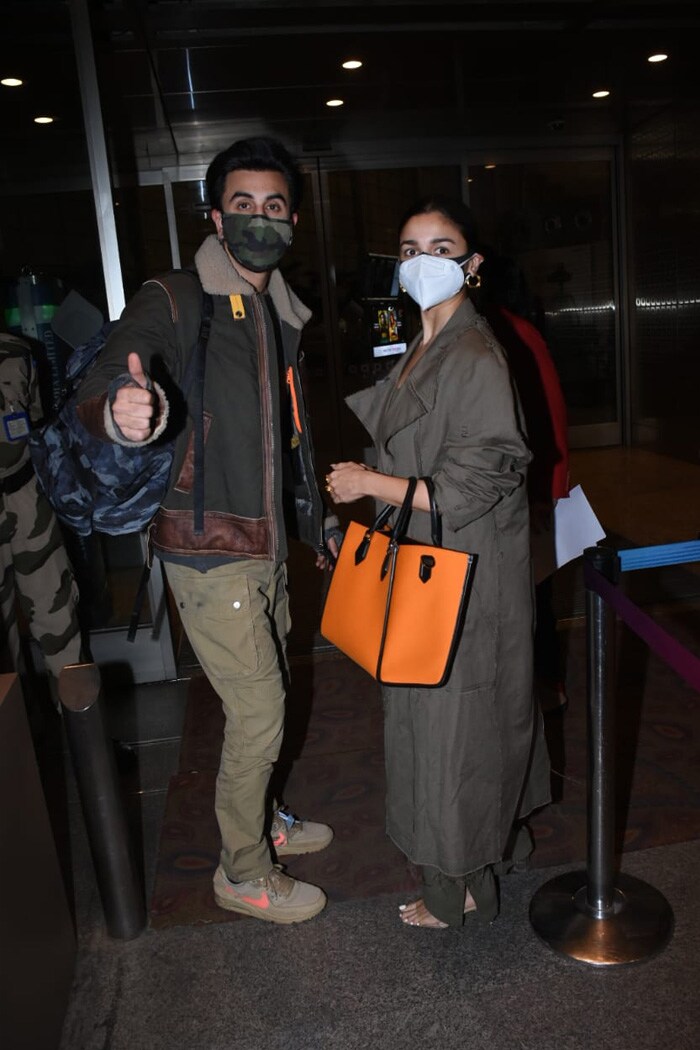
[531,484,606,584]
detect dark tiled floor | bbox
[33,447,700,1047]
[50,449,700,929]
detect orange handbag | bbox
[321,477,476,686]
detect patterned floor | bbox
[152,447,700,927]
[151,604,700,929]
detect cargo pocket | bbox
[174,571,260,679]
[202,574,260,677]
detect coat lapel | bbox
[386,300,482,446]
[345,377,397,445]
[346,299,482,448]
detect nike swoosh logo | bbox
[238,892,271,910]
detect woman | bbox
[326,197,550,928]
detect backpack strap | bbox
[188,293,213,535]
[152,268,213,534]
[147,268,204,368]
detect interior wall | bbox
[628,105,700,463]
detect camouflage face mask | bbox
[221,213,293,273]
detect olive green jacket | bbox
[77,236,326,561]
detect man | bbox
[76,137,338,924]
[0,329,83,699]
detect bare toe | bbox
[399,899,448,928]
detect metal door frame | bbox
[71,0,176,684]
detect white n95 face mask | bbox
[398,253,469,310]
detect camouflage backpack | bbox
[28,270,213,537]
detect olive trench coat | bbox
[346,299,551,878]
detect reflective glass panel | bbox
[467,160,617,432]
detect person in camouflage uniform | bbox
[0,330,82,689]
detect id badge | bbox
[3,411,31,441]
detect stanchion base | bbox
[529,870,674,966]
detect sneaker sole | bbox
[213,888,327,924]
[275,830,334,856]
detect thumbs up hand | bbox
[112,352,159,442]
[126,352,149,389]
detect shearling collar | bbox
[194,234,311,331]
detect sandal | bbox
[399,890,477,928]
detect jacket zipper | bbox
[251,294,277,559]
[287,365,325,552]
[286,365,302,434]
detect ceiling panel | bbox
[0,1,697,185]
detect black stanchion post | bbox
[586,545,618,918]
[529,547,674,965]
[58,663,146,940]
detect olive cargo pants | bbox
[165,559,290,883]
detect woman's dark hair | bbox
[398,195,480,251]
[205,136,303,213]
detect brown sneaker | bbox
[271,808,334,856]
[213,864,326,924]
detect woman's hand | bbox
[326,461,373,504]
[326,466,431,512]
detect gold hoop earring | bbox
[465,273,481,289]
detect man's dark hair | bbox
[206,136,303,213]
[398,195,480,252]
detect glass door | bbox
[464,151,621,447]
[322,164,463,465]
[137,148,624,672]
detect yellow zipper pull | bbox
[229,294,245,320]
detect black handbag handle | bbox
[364,476,441,544]
[367,475,419,539]
[354,476,416,566]
[389,476,418,543]
[369,500,396,535]
[378,477,417,580]
[422,476,442,547]
[354,475,443,566]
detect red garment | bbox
[485,307,569,502]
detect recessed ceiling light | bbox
[1,77,23,87]
[326,98,344,107]
[34,115,54,124]
[592,90,610,99]
[342,60,362,70]
[484,164,496,170]
[648,53,668,63]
